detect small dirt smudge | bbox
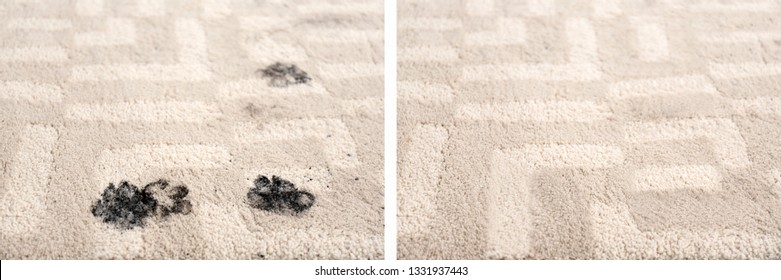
[258,62,311,88]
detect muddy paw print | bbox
[143,179,193,217]
[91,179,192,230]
[247,175,315,214]
[91,181,157,230]
[258,62,312,87]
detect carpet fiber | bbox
[398,0,781,259]
[0,0,383,259]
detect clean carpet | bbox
[398,0,781,259]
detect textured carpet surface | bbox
[398,0,781,259]
[0,0,383,259]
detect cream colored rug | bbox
[398,0,781,259]
[0,0,383,259]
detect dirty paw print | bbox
[247,175,315,215]
[258,62,312,87]
[91,179,192,230]
[143,180,193,217]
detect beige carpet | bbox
[0,0,383,259]
[398,0,781,259]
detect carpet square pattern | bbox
[398,0,781,259]
[0,0,383,259]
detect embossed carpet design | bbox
[0,0,383,259]
[398,0,781,259]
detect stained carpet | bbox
[0,0,383,259]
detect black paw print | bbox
[247,175,315,214]
[91,179,192,230]
[258,62,312,87]
[91,182,156,230]
[143,179,193,217]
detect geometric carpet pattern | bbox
[1,0,382,259]
[398,0,781,259]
